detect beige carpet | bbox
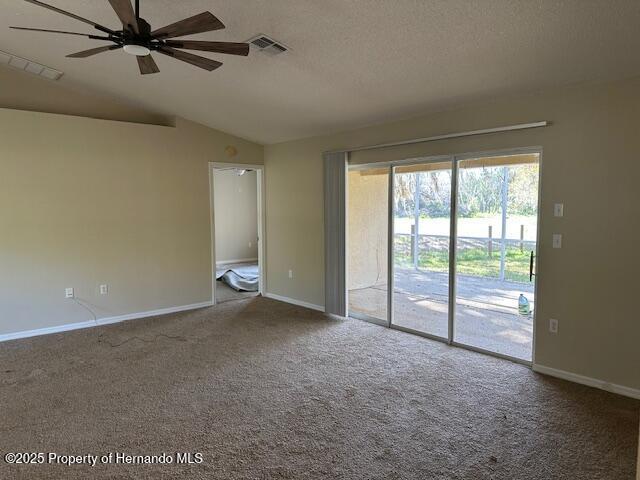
[0,297,637,479]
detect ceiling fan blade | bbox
[10,26,109,39]
[23,0,116,34]
[107,0,139,34]
[157,46,222,71]
[66,45,121,58]
[151,12,224,39]
[137,55,159,75]
[164,40,249,57]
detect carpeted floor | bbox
[0,297,637,479]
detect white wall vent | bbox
[246,35,288,56]
[0,49,63,81]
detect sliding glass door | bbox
[347,150,540,363]
[453,154,539,361]
[391,160,453,339]
[347,166,389,325]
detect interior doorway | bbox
[347,149,541,363]
[209,163,265,304]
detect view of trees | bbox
[394,164,539,218]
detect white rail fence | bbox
[396,225,536,281]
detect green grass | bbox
[395,246,531,283]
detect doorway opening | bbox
[347,150,541,363]
[210,163,264,304]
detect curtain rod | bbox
[324,121,549,155]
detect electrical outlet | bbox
[552,234,562,249]
[100,284,108,295]
[554,203,564,217]
[288,270,293,279]
[65,287,74,299]
[549,318,559,334]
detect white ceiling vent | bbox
[0,49,63,81]
[247,35,288,56]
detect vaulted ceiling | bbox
[1,0,640,144]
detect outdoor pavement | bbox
[349,268,534,361]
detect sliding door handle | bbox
[529,251,535,282]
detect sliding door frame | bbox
[347,146,543,366]
[387,156,455,343]
[449,146,543,366]
[346,163,392,327]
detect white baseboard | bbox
[0,301,213,344]
[0,319,98,343]
[533,364,640,400]
[216,258,258,266]
[264,292,325,313]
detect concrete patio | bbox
[349,268,535,361]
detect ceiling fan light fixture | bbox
[123,44,151,56]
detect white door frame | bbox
[208,162,266,305]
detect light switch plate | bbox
[100,284,108,295]
[65,287,74,299]
[554,203,564,217]
[549,318,559,334]
[553,234,562,249]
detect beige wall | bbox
[348,170,388,290]
[214,169,258,264]
[265,76,640,391]
[0,108,262,335]
[0,65,171,126]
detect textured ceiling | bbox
[1,0,640,144]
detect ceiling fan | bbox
[9,0,250,75]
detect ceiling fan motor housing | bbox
[121,18,152,56]
[123,18,151,45]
